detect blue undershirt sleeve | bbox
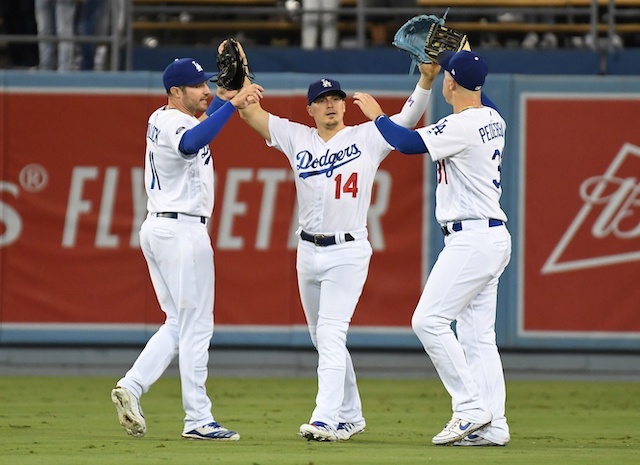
[179,101,236,155]
[205,95,226,116]
[374,115,428,155]
[481,92,499,112]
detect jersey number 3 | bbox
[335,172,359,199]
[492,149,502,189]
[437,150,503,189]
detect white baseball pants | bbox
[296,237,373,429]
[411,226,512,445]
[117,214,215,433]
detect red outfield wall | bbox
[0,91,424,328]
[1,85,639,349]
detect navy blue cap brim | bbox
[436,50,456,72]
[180,72,216,87]
[308,89,347,105]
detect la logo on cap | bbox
[321,79,333,88]
[192,60,203,72]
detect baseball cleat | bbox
[453,433,505,446]
[182,422,240,440]
[336,421,366,441]
[431,417,491,445]
[111,386,146,438]
[299,421,338,442]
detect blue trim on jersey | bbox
[179,101,236,154]
[374,115,428,155]
[149,151,161,190]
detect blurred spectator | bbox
[520,12,558,49]
[301,0,339,50]
[35,0,77,71]
[0,0,39,68]
[364,0,417,47]
[76,0,105,70]
[92,0,125,70]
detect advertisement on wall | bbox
[4,76,639,350]
[520,94,640,338]
[0,89,425,339]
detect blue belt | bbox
[441,219,503,236]
[156,212,207,224]
[300,230,355,246]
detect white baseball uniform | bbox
[266,84,432,430]
[117,106,217,433]
[411,106,511,445]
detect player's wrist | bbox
[205,95,226,116]
[416,82,433,93]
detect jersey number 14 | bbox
[335,172,359,199]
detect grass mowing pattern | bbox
[0,377,637,464]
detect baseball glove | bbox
[393,9,469,71]
[214,38,253,90]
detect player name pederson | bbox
[478,121,505,144]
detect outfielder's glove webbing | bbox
[214,38,253,90]
[393,9,469,72]
[424,24,469,61]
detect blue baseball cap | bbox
[307,78,347,105]
[437,50,488,91]
[162,58,216,91]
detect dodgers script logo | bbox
[296,144,361,179]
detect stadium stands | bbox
[129,0,640,48]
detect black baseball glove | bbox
[214,38,253,90]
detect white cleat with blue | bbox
[432,417,491,445]
[453,433,505,446]
[182,421,240,440]
[299,421,338,442]
[336,421,366,441]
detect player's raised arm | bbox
[237,92,271,143]
[389,11,469,128]
[353,92,427,155]
[385,61,439,129]
[180,83,263,154]
[198,86,239,122]
[417,62,441,91]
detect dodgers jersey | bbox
[418,106,508,224]
[268,115,391,233]
[144,107,214,217]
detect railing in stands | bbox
[0,0,637,70]
[126,0,639,53]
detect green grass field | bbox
[0,376,637,465]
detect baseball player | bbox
[354,50,511,446]
[110,57,263,440]
[232,43,440,441]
